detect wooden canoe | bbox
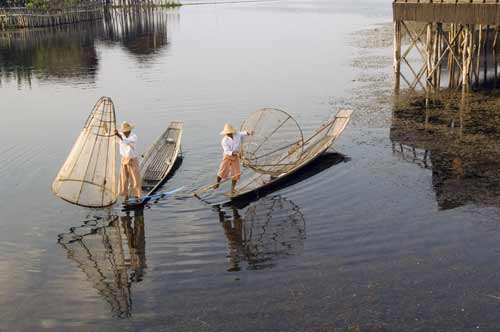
[225,110,352,200]
[124,121,183,207]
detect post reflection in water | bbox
[0,24,100,86]
[217,196,306,272]
[391,90,500,210]
[102,7,172,58]
[0,7,177,86]
[58,210,147,318]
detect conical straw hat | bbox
[120,122,134,132]
[220,123,236,135]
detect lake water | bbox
[2,1,500,331]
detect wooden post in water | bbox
[476,24,482,86]
[393,20,402,93]
[425,23,433,94]
[435,23,442,91]
[484,25,489,83]
[462,25,471,92]
[448,24,455,89]
[468,25,474,89]
[494,27,499,84]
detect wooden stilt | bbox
[484,25,489,83]
[494,27,499,83]
[436,23,442,90]
[476,24,482,85]
[393,20,402,92]
[468,25,474,88]
[426,23,433,92]
[462,25,470,91]
[448,24,455,89]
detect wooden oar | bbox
[125,186,185,205]
[192,178,231,198]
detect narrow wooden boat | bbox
[225,110,352,200]
[125,121,183,207]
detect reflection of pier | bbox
[0,24,99,85]
[218,196,305,271]
[391,92,500,210]
[103,7,173,57]
[0,8,175,85]
[392,143,431,170]
[58,211,146,317]
[393,0,500,92]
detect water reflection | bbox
[0,8,176,86]
[391,91,500,210]
[217,196,305,271]
[0,24,99,86]
[58,210,146,318]
[102,7,172,58]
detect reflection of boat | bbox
[58,210,146,317]
[218,196,305,271]
[391,93,500,210]
[125,122,183,208]
[227,110,352,200]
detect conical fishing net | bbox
[240,108,303,176]
[52,97,117,207]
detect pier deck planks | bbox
[393,1,500,25]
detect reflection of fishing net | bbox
[52,97,117,207]
[58,215,132,318]
[243,196,305,268]
[58,212,146,317]
[240,108,303,176]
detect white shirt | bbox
[221,131,248,156]
[118,132,138,159]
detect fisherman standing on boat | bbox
[214,124,253,194]
[115,122,142,202]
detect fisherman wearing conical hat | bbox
[115,122,142,202]
[214,124,253,194]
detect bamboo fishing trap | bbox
[239,108,352,178]
[52,97,117,207]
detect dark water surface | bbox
[2,1,500,331]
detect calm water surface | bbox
[2,1,500,331]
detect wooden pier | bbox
[393,0,500,92]
[0,4,103,30]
